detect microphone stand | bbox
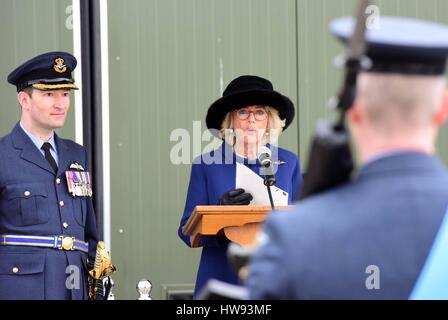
[265,183,275,210]
[258,146,276,210]
[262,169,276,211]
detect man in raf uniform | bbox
[0,52,99,299]
[248,16,448,299]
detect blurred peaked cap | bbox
[330,16,448,75]
[7,51,78,92]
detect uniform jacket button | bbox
[24,191,30,197]
[56,178,61,184]
[12,267,19,274]
[59,200,65,207]
[63,222,69,229]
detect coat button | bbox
[12,267,19,274]
[56,178,61,184]
[63,222,69,229]
[59,201,65,207]
[24,191,30,197]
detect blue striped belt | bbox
[0,235,89,253]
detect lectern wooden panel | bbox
[182,205,291,247]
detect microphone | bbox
[258,146,272,168]
[257,146,276,186]
[258,146,276,210]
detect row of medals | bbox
[66,171,93,197]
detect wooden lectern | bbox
[182,205,290,247]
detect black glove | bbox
[218,188,253,205]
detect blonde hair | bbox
[219,106,286,146]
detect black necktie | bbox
[41,142,58,173]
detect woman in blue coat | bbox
[178,75,302,297]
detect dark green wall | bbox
[108,0,299,300]
[297,0,448,162]
[1,0,448,300]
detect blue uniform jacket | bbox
[178,142,302,297]
[248,152,448,299]
[0,123,99,300]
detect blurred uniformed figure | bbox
[0,52,99,299]
[248,17,448,299]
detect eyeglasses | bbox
[235,108,268,121]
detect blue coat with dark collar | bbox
[248,152,448,299]
[178,142,302,297]
[0,123,99,300]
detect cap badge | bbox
[53,57,67,73]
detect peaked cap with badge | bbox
[7,51,79,92]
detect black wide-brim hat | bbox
[206,75,295,133]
